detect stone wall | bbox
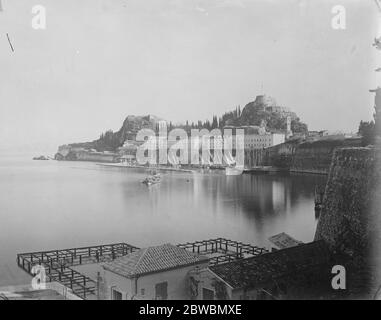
[290,139,361,174]
[244,149,265,167]
[314,147,378,250]
[243,140,297,168]
[265,139,298,168]
[243,138,362,174]
[314,146,381,296]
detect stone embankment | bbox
[244,138,362,174]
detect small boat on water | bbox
[142,172,161,186]
[225,166,243,176]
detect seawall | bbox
[244,138,362,175]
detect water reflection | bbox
[0,159,326,286]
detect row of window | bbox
[245,143,272,148]
[111,284,214,300]
[111,281,168,300]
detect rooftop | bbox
[268,232,303,250]
[209,240,332,289]
[103,244,209,278]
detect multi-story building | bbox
[223,124,285,150]
[244,132,285,149]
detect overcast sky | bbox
[0,0,379,153]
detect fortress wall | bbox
[243,138,362,174]
[314,147,381,295]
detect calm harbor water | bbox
[0,155,326,286]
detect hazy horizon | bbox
[0,0,379,154]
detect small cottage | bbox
[102,243,209,300]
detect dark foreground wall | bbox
[314,146,381,296]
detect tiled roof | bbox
[210,240,332,289]
[103,244,209,278]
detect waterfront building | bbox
[55,145,119,162]
[118,140,140,163]
[189,241,331,300]
[245,132,285,149]
[102,244,209,300]
[16,238,338,300]
[224,123,285,150]
[245,131,285,150]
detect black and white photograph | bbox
[0,0,381,306]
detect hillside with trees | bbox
[64,97,308,152]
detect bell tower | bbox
[370,87,381,138]
[286,116,292,139]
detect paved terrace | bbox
[17,238,268,299]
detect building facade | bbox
[224,124,285,150]
[244,132,285,149]
[189,241,332,300]
[102,244,209,300]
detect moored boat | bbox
[142,172,161,186]
[225,166,243,176]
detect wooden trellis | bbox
[177,238,268,266]
[17,242,139,299]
